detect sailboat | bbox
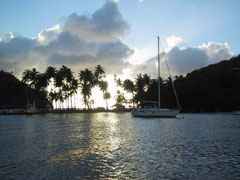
[132,36,180,118]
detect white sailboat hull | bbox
[132,108,179,118]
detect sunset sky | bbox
[0,0,239,107]
[0,0,238,76]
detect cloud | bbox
[199,42,232,63]
[37,24,61,45]
[0,3,234,79]
[129,41,233,77]
[0,36,39,74]
[165,42,232,75]
[165,35,184,49]
[0,1,132,76]
[45,33,133,73]
[63,1,129,42]
[166,47,209,74]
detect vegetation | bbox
[173,55,240,112]
[119,55,240,112]
[0,71,50,109]
[103,92,111,110]
[0,55,240,112]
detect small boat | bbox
[132,36,180,118]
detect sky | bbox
[0,0,239,77]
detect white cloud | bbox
[37,24,61,45]
[127,46,155,65]
[0,1,133,75]
[63,1,129,42]
[0,3,235,79]
[199,42,232,63]
[165,35,184,49]
[166,47,208,75]
[0,32,16,42]
[128,40,233,77]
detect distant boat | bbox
[132,37,180,118]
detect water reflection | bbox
[46,113,124,179]
[0,113,240,179]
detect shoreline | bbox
[0,109,132,115]
[0,108,238,115]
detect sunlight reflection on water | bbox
[0,113,240,179]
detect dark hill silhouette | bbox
[143,55,240,112]
[0,55,240,112]
[0,71,50,109]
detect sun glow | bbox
[91,75,118,109]
[52,74,120,109]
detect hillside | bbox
[143,55,240,112]
[0,71,50,109]
[175,55,240,112]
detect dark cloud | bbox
[97,41,133,60]
[167,47,209,74]
[0,36,37,59]
[48,53,96,66]
[40,32,97,56]
[47,39,133,73]
[63,1,129,42]
[0,1,234,77]
[131,43,233,77]
[0,1,132,75]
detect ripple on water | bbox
[0,113,240,179]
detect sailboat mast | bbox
[158,36,161,108]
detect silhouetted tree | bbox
[103,92,111,110]
[114,90,126,109]
[94,65,105,82]
[79,68,95,109]
[123,79,135,107]
[99,80,109,109]
[134,73,152,107]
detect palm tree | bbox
[123,79,135,107]
[22,68,40,89]
[53,65,75,109]
[103,92,111,110]
[134,73,152,107]
[99,80,107,91]
[35,73,48,92]
[79,68,95,109]
[49,90,58,109]
[22,68,48,108]
[54,67,64,109]
[114,90,126,110]
[99,80,109,109]
[69,78,78,109]
[116,78,122,87]
[94,65,105,82]
[45,66,56,80]
[44,66,57,108]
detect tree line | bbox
[1,54,240,112]
[22,65,111,110]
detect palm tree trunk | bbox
[106,100,108,111]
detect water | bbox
[0,113,240,180]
